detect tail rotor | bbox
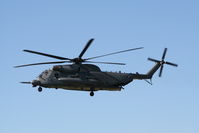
[148,48,178,77]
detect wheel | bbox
[38,87,42,92]
[90,91,94,96]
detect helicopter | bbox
[15,38,178,96]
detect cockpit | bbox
[38,69,52,80]
[38,69,61,80]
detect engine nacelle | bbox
[53,65,63,71]
[53,65,79,73]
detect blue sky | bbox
[0,0,199,133]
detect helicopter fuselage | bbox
[32,64,134,92]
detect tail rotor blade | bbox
[162,48,167,60]
[165,61,178,67]
[148,58,159,63]
[159,65,164,77]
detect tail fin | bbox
[133,48,178,80]
[146,62,162,79]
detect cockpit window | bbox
[39,73,43,78]
[44,71,48,74]
[39,70,49,79]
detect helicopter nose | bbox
[32,80,41,87]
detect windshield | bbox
[38,70,51,79]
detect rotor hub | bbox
[72,58,85,64]
[160,60,165,65]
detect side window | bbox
[54,73,59,79]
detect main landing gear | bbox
[90,91,94,96]
[38,86,42,92]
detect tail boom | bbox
[132,62,161,80]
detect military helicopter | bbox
[15,38,178,96]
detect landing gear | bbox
[38,86,42,92]
[90,91,94,96]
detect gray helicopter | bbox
[15,38,178,96]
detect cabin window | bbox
[54,73,59,79]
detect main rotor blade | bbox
[165,61,178,67]
[14,61,69,68]
[85,61,126,65]
[148,58,160,63]
[23,50,71,60]
[159,65,164,77]
[85,47,144,60]
[162,48,167,60]
[79,38,94,58]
